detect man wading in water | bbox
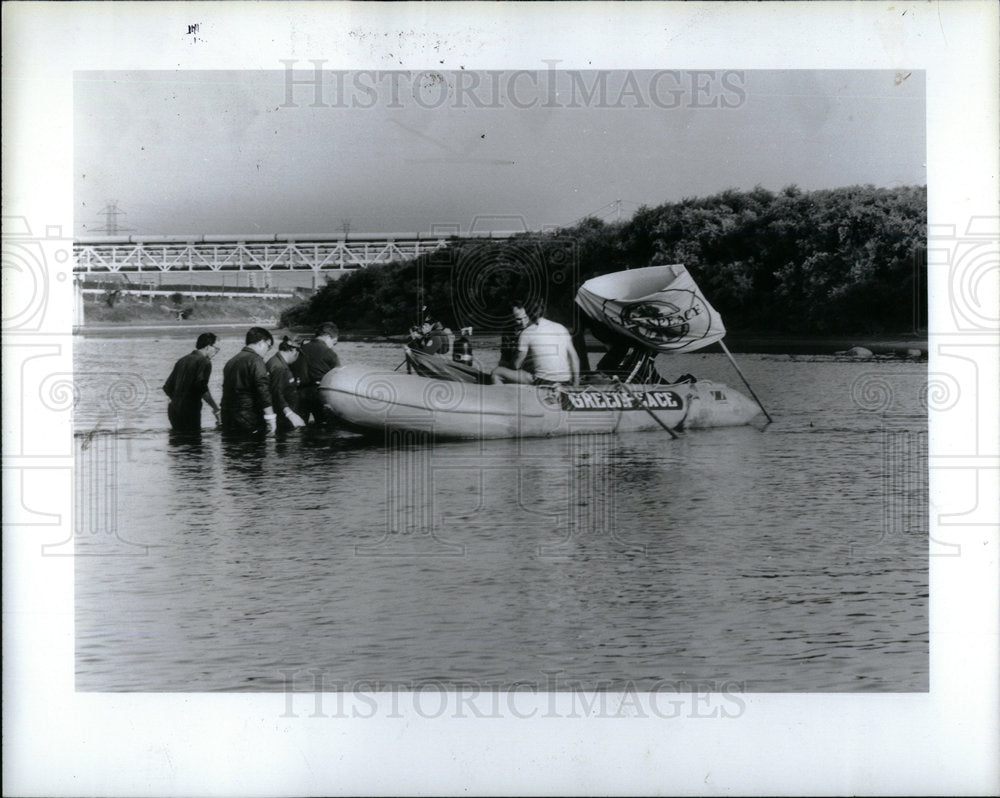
[162,332,222,431]
[266,337,307,431]
[220,326,277,435]
[292,322,341,424]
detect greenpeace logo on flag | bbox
[619,289,712,347]
[575,264,727,354]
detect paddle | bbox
[612,377,680,439]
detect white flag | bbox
[575,264,726,353]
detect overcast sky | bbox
[74,68,925,236]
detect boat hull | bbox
[320,365,760,439]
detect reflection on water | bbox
[75,338,928,692]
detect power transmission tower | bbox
[90,201,135,235]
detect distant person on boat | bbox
[292,322,341,424]
[409,317,451,356]
[491,299,580,386]
[589,328,665,384]
[220,327,277,435]
[266,337,307,430]
[162,332,222,431]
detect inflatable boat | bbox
[318,264,769,439]
[319,363,760,439]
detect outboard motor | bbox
[453,327,474,365]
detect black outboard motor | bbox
[453,327,474,365]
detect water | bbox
[74,335,928,692]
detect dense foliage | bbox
[282,184,926,336]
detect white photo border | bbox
[3,2,998,795]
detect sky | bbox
[74,68,926,237]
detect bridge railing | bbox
[73,232,517,273]
[74,237,445,273]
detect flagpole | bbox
[719,340,772,423]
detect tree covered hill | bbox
[282,184,926,336]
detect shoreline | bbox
[74,321,927,357]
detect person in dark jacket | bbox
[267,337,306,431]
[292,322,340,424]
[220,327,277,434]
[414,318,451,355]
[162,332,221,431]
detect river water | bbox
[74,335,928,692]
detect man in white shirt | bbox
[491,299,580,386]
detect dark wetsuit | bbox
[266,353,302,431]
[411,330,448,355]
[220,347,272,433]
[425,328,450,355]
[292,339,340,423]
[163,350,212,431]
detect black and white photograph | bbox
[72,66,931,694]
[3,2,998,795]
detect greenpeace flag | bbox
[575,264,726,354]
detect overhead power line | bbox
[87,201,136,235]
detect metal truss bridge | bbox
[73,232,513,275]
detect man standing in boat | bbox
[491,298,580,386]
[220,326,277,435]
[162,331,222,431]
[292,322,341,424]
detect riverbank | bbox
[76,319,927,358]
[79,294,928,356]
[716,333,927,357]
[80,294,299,327]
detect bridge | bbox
[73,232,515,278]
